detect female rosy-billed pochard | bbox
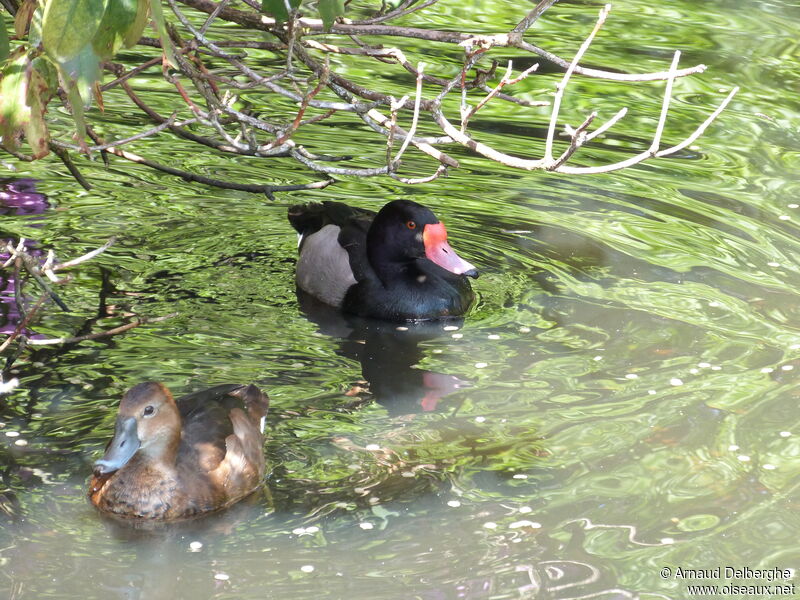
[89,382,269,520]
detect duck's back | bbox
[177,384,268,505]
[288,202,374,307]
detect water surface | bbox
[1,1,799,598]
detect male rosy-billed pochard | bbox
[288,200,479,321]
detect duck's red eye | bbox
[407,221,416,229]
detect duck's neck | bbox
[138,430,181,469]
[376,260,420,288]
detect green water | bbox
[2,1,800,598]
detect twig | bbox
[353,0,439,25]
[545,4,611,163]
[264,57,332,150]
[199,0,231,35]
[293,48,458,165]
[512,0,559,35]
[515,39,706,82]
[650,50,680,154]
[392,63,425,165]
[0,293,48,354]
[388,163,448,185]
[551,111,596,169]
[119,80,271,153]
[17,252,69,312]
[26,313,178,346]
[2,240,25,269]
[290,149,391,176]
[477,84,548,108]
[52,238,116,271]
[179,0,710,82]
[102,56,164,92]
[103,146,334,193]
[653,87,739,157]
[52,116,199,153]
[584,107,627,142]
[12,258,25,322]
[49,144,92,190]
[461,61,539,131]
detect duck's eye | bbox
[406,220,416,229]
[143,405,155,417]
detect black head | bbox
[366,200,478,278]
[366,200,436,263]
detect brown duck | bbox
[89,382,269,520]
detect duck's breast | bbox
[296,224,358,307]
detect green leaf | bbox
[28,4,45,48]
[92,0,140,60]
[0,49,54,158]
[24,67,51,158]
[0,50,30,152]
[63,75,88,149]
[0,20,8,63]
[42,0,107,63]
[31,56,59,97]
[58,43,102,106]
[122,0,150,48]
[262,0,301,23]
[318,0,344,32]
[149,0,176,68]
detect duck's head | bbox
[93,382,181,475]
[367,200,479,278]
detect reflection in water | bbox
[0,179,49,217]
[297,289,470,415]
[0,179,49,336]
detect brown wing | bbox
[177,384,269,503]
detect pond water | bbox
[2,0,800,598]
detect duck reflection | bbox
[297,289,470,415]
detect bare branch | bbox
[199,0,231,35]
[649,50,681,154]
[26,314,178,346]
[584,107,627,142]
[512,0,559,35]
[263,57,332,150]
[17,0,735,191]
[653,87,739,157]
[104,146,334,193]
[353,0,440,25]
[462,61,539,131]
[556,89,739,174]
[0,294,48,354]
[102,56,164,92]
[551,111,597,169]
[49,143,92,191]
[515,40,707,82]
[179,0,710,83]
[52,238,117,271]
[291,149,391,176]
[52,115,201,153]
[545,4,611,162]
[389,163,448,185]
[392,63,425,165]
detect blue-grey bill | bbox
[93,416,140,475]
